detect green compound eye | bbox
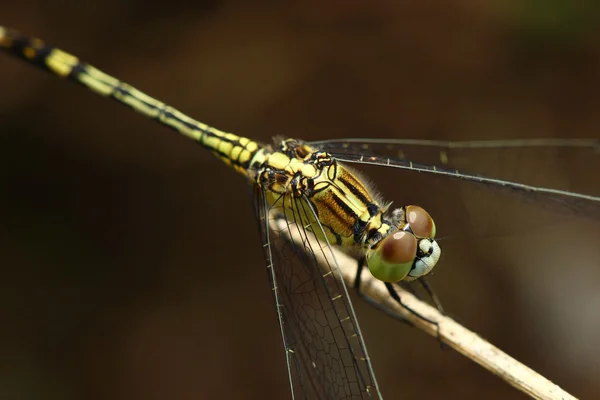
[368,231,417,282]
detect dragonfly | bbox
[2,26,599,399]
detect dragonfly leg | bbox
[418,277,445,314]
[383,282,440,327]
[385,281,448,348]
[354,258,440,330]
[354,259,414,327]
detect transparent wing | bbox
[254,186,382,400]
[309,138,600,220]
[309,138,599,179]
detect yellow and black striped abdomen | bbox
[0,26,264,177]
[1,26,391,252]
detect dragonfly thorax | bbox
[257,139,441,282]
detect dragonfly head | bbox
[367,205,441,282]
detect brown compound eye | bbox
[368,231,417,282]
[381,231,417,265]
[405,205,436,239]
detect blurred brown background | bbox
[1,1,600,399]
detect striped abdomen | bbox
[0,26,391,252]
[0,26,264,177]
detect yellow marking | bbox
[322,271,332,277]
[245,141,258,152]
[268,152,291,170]
[114,89,162,118]
[250,151,266,167]
[159,109,201,140]
[340,316,350,322]
[224,132,239,142]
[169,108,216,135]
[46,49,78,77]
[79,73,115,96]
[332,295,342,301]
[300,164,317,177]
[158,112,201,141]
[127,86,166,108]
[121,86,163,110]
[230,146,242,161]
[218,140,234,157]
[85,65,121,86]
[286,158,306,175]
[239,149,253,164]
[201,134,222,151]
[329,169,374,228]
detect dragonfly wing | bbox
[315,148,600,221]
[310,138,600,201]
[254,186,382,400]
[309,138,599,179]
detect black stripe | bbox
[331,192,359,221]
[321,197,348,227]
[69,62,88,80]
[330,192,373,244]
[352,218,368,244]
[338,175,370,205]
[319,201,344,246]
[366,202,380,217]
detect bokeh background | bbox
[1,1,600,399]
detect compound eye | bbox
[381,231,417,265]
[367,231,417,282]
[405,205,436,239]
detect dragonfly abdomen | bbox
[0,26,264,177]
